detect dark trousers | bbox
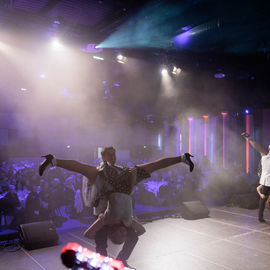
[259,185,270,220]
[95,225,138,262]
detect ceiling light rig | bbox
[161,65,181,76]
[161,68,168,75]
[93,55,104,61]
[116,54,127,64]
[172,66,181,75]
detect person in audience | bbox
[25,184,41,223]
[39,180,51,219]
[242,132,270,222]
[49,178,64,216]
[2,185,22,228]
[39,180,50,205]
[64,176,76,217]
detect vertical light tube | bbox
[203,115,209,157]
[188,117,193,153]
[210,117,217,166]
[179,133,182,154]
[221,112,228,169]
[175,118,180,156]
[158,133,162,150]
[210,132,214,165]
[246,114,250,174]
[164,120,169,156]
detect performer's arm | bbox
[83,217,104,239]
[56,159,98,184]
[248,139,268,156]
[242,133,268,156]
[257,185,266,199]
[130,219,146,236]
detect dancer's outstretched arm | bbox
[242,133,268,156]
[248,140,268,156]
[137,153,194,174]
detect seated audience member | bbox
[3,185,23,228]
[39,180,51,219]
[74,189,84,217]
[64,176,76,217]
[49,178,64,215]
[25,184,41,223]
[39,180,50,203]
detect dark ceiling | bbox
[1,0,270,113]
[0,0,269,54]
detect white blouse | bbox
[260,153,270,186]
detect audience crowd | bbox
[0,156,259,231]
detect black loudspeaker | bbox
[19,220,59,250]
[180,200,209,220]
[236,193,259,209]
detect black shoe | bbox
[39,154,54,176]
[121,260,136,270]
[259,218,266,223]
[182,153,194,172]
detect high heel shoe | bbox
[182,153,194,172]
[39,154,54,176]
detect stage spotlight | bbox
[172,66,181,75]
[117,54,124,60]
[161,68,168,75]
[93,55,104,61]
[40,74,46,79]
[51,37,62,49]
[116,54,127,64]
[245,109,250,114]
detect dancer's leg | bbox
[56,159,98,182]
[137,154,193,175]
[94,226,110,256]
[39,155,98,183]
[259,196,266,222]
[116,227,138,264]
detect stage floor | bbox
[1,206,270,270]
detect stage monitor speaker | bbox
[180,200,209,220]
[19,220,59,250]
[236,193,259,209]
